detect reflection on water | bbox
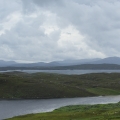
[1,95,120,119]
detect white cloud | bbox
[0,12,22,35]
[0,0,120,62]
[57,25,105,59]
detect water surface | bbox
[1,70,120,75]
[1,95,120,119]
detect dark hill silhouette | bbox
[88,57,120,65]
[0,57,120,68]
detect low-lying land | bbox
[0,72,120,99]
[1,64,120,71]
[7,102,120,120]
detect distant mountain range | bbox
[0,60,17,67]
[88,57,120,65]
[1,57,120,69]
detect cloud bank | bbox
[0,0,120,62]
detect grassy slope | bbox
[0,72,120,99]
[7,102,120,120]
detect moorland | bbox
[0,72,120,99]
[1,71,120,120]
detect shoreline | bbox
[1,95,120,120]
[1,94,120,101]
[6,101,120,120]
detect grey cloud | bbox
[32,0,64,7]
[1,0,120,62]
[0,13,61,62]
[0,0,21,19]
[44,0,120,56]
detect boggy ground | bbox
[7,102,120,120]
[0,72,120,99]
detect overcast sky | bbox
[0,0,120,62]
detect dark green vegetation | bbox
[7,102,120,120]
[0,72,120,99]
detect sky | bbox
[0,0,120,63]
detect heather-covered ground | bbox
[1,72,120,99]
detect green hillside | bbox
[0,72,120,99]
